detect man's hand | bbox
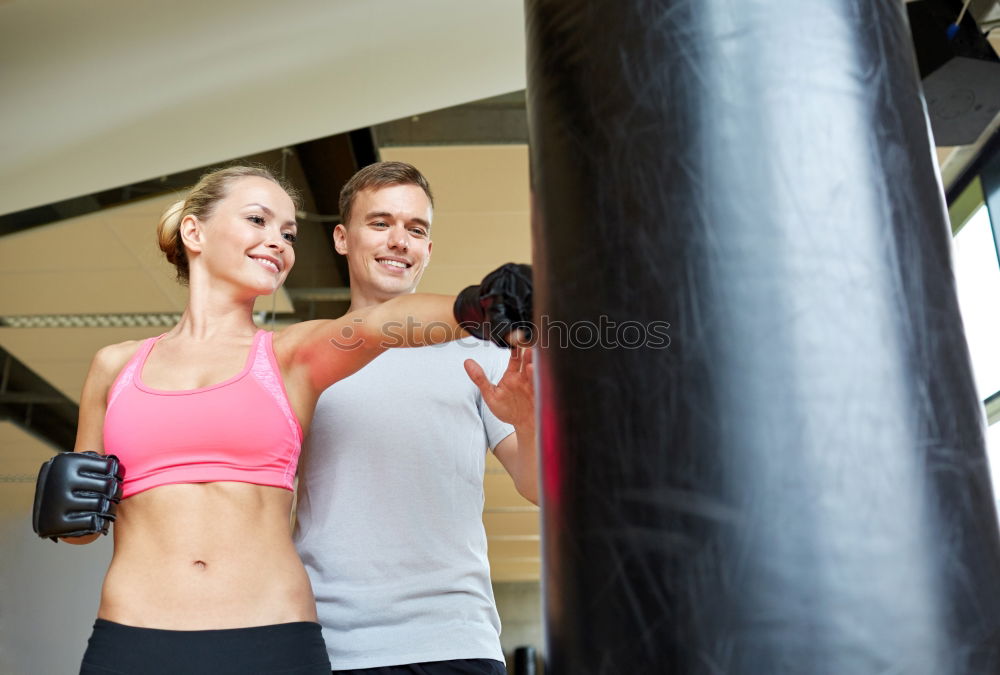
[468,347,539,504]
[464,347,535,429]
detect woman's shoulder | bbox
[88,338,148,383]
[75,338,150,407]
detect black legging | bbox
[80,618,331,674]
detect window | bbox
[953,204,1000,399]
[951,177,1000,512]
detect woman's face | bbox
[189,176,298,295]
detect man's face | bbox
[333,184,433,304]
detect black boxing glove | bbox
[454,262,533,348]
[32,451,125,542]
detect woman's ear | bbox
[180,214,203,255]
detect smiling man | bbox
[294,161,537,675]
[333,177,433,305]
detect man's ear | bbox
[423,239,433,269]
[333,223,349,256]
[179,215,203,255]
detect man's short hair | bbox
[339,161,434,226]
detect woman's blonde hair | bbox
[156,165,300,284]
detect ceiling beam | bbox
[0,347,77,453]
[292,128,382,301]
[375,91,527,146]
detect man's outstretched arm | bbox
[465,347,538,505]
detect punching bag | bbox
[525,1,1000,673]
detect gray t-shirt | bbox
[294,338,514,669]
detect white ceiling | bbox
[0,0,527,216]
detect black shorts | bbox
[79,618,331,675]
[332,659,506,675]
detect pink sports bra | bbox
[104,330,303,499]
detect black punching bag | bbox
[525,1,1000,673]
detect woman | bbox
[38,165,525,674]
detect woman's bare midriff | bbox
[98,481,315,630]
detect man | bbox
[294,161,537,674]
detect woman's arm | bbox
[55,342,137,545]
[75,342,139,452]
[278,293,467,395]
[278,263,533,397]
